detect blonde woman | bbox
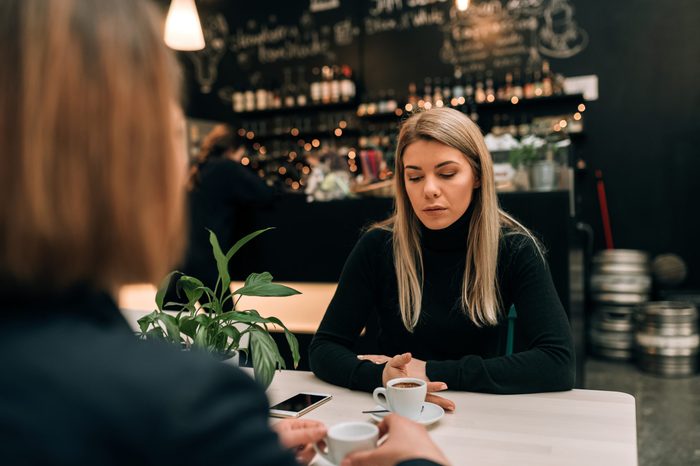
[309,107,575,405]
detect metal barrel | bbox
[589,250,651,360]
[589,306,636,360]
[635,301,699,377]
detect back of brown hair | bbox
[0,0,185,291]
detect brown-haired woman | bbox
[309,107,575,405]
[0,1,450,465]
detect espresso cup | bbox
[313,421,379,465]
[372,377,427,420]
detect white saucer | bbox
[367,402,444,426]
[311,453,338,466]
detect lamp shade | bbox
[164,0,205,51]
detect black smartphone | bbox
[269,392,333,418]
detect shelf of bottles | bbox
[222,60,585,195]
[359,60,585,137]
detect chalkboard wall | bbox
[177,0,700,289]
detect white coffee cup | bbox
[372,377,427,420]
[313,421,379,465]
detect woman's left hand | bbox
[358,354,455,412]
[272,418,327,465]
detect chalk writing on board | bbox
[364,6,446,35]
[222,11,358,65]
[188,14,229,93]
[368,0,449,16]
[440,0,587,72]
[310,0,340,13]
[538,0,588,58]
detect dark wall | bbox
[560,1,700,289]
[181,0,700,288]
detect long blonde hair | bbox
[0,0,185,291]
[377,107,542,330]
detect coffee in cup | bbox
[313,422,378,465]
[393,382,421,389]
[372,377,427,420]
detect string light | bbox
[456,0,470,12]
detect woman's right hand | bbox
[377,353,455,412]
[340,414,450,466]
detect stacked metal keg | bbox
[635,301,699,376]
[589,250,651,360]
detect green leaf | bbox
[177,275,205,305]
[217,310,272,325]
[194,313,213,326]
[225,228,274,261]
[193,324,209,349]
[283,329,300,369]
[259,316,300,369]
[179,316,198,339]
[207,229,231,293]
[155,271,177,312]
[249,328,285,389]
[221,326,242,349]
[156,313,180,344]
[137,311,159,334]
[145,328,166,341]
[234,273,301,297]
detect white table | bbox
[266,370,638,466]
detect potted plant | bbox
[509,138,558,191]
[137,228,301,389]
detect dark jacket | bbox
[0,286,297,466]
[0,286,441,466]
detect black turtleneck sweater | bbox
[309,208,575,394]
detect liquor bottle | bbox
[386,89,398,113]
[512,69,524,100]
[502,72,513,101]
[340,65,356,102]
[541,60,553,97]
[464,75,474,107]
[432,77,444,106]
[422,77,433,106]
[296,67,308,107]
[377,90,388,114]
[523,68,535,99]
[282,68,296,108]
[485,71,495,103]
[321,65,332,104]
[452,68,465,103]
[256,84,269,110]
[442,76,452,103]
[407,82,418,107]
[474,74,486,104]
[310,67,322,104]
[330,65,341,103]
[244,87,255,111]
[533,70,544,97]
[232,86,245,113]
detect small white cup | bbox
[372,377,427,420]
[313,422,379,465]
